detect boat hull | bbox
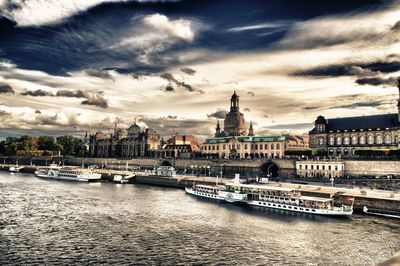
[247,200,353,216]
[185,187,223,200]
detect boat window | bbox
[305,209,309,211]
[294,207,297,209]
[312,210,315,212]
[288,206,292,209]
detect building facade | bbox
[309,81,400,156]
[203,91,285,159]
[296,160,344,179]
[88,122,161,158]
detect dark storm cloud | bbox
[334,100,384,109]
[207,109,228,119]
[0,0,387,76]
[167,115,177,119]
[20,89,53,97]
[355,77,398,87]
[302,105,320,110]
[392,21,400,31]
[56,89,87,98]
[84,69,114,80]
[163,84,175,92]
[160,72,197,92]
[0,84,14,94]
[180,67,196,75]
[81,98,109,109]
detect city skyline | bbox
[0,0,399,139]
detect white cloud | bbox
[143,13,194,41]
[0,0,179,27]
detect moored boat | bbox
[363,206,400,219]
[185,184,225,200]
[35,166,102,182]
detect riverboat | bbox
[185,184,225,200]
[35,166,102,182]
[219,178,353,216]
[363,206,400,219]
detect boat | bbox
[35,166,102,182]
[113,175,129,184]
[9,166,23,172]
[185,184,225,200]
[217,175,353,216]
[363,206,400,219]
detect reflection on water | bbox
[1,172,399,265]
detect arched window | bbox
[376,135,383,145]
[359,136,366,145]
[329,137,334,146]
[318,137,324,145]
[255,144,258,150]
[276,143,280,149]
[367,135,374,145]
[264,144,268,149]
[244,144,248,149]
[336,137,342,145]
[344,137,350,145]
[237,144,241,150]
[385,135,392,144]
[271,144,275,150]
[351,136,357,145]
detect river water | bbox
[0,172,399,265]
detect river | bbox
[0,172,399,265]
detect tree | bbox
[56,135,81,156]
[38,136,61,152]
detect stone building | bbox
[160,133,201,159]
[88,122,161,158]
[309,81,400,156]
[285,134,309,150]
[202,91,285,159]
[296,160,344,179]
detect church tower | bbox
[248,121,254,136]
[215,120,222,137]
[223,90,247,136]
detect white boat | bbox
[9,166,23,172]
[113,175,129,184]
[219,179,353,216]
[35,166,102,182]
[185,184,225,200]
[363,206,400,219]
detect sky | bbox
[0,0,399,139]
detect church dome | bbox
[128,123,140,136]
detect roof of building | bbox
[204,135,285,144]
[326,113,398,131]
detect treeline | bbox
[0,135,84,156]
[354,149,400,157]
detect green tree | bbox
[38,136,61,152]
[56,135,81,156]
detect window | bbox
[329,137,334,146]
[260,144,263,150]
[299,165,302,170]
[336,137,342,145]
[318,137,324,145]
[344,137,350,145]
[376,135,383,145]
[264,144,268,149]
[244,144,248,149]
[316,165,319,170]
[237,144,240,150]
[305,165,308,170]
[367,135,374,145]
[271,144,275,150]
[212,145,215,150]
[359,136,366,145]
[276,143,280,149]
[217,145,219,150]
[385,135,392,144]
[322,165,325,170]
[351,136,357,145]
[255,144,258,150]
[223,144,226,150]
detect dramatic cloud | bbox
[247,91,255,97]
[160,72,197,92]
[207,109,228,119]
[20,89,53,97]
[81,98,108,109]
[143,13,194,41]
[355,77,398,87]
[180,67,196,75]
[0,84,14,94]
[243,108,251,112]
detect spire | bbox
[230,90,239,111]
[248,121,254,136]
[215,120,221,137]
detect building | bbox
[296,160,344,179]
[161,133,202,159]
[88,122,162,158]
[202,91,285,159]
[309,80,400,156]
[285,134,309,151]
[201,135,285,159]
